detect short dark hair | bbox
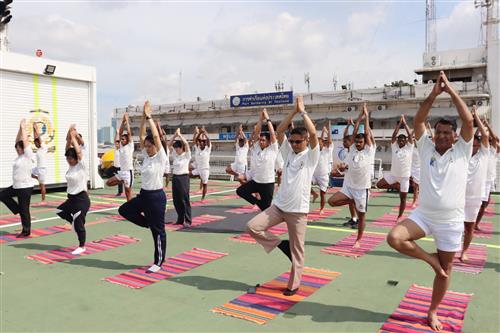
[173,140,183,149]
[144,134,154,145]
[290,127,308,137]
[435,117,457,131]
[259,132,270,141]
[121,133,129,139]
[15,140,24,150]
[397,134,407,140]
[355,133,366,140]
[344,134,353,141]
[34,138,41,145]
[65,147,77,160]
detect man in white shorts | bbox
[226,124,249,178]
[475,120,498,231]
[328,103,375,248]
[31,123,48,203]
[377,115,414,221]
[190,126,211,201]
[311,121,333,214]
[461,106,489,262]
[387,72,474,331]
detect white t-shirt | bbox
[333,145,349,166]
[415,135,473,221]
[466,144,489,201]
[314,145,333,177]
[119,141,134,171]
[273,141,320,213]
[234,142,249,166]
[250,141,279,183]
[275,151,284,170]
[391,142,413,177]
[141,147,168,190]
[486,147,498,182]
[66,160,88,195]
[13,146,34,189]
[113,149,121,168]
[36,144,48,168]
[411,147,420,176]
[343,144,375,189]
[172,149,191,175]
[194,145,211,170]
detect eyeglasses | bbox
[289,139,305,145]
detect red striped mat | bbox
[452,244,487,274]
[212,267,341,324]
[90,202,120,210]
[307,208,340,222]
[26,234,139,264]
[225,205,260,214]
[370,191,386,198]
[229,223,288,244]
[31,200,64,207]
[474,221,493,238]
[103,248,228,289]
[165,214,226,231]
[372,213,406,228]
[191,198,217,207]
[0,215,35,226]
[379,284,473,333]
[321,232,386,258]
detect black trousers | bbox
[236,180,275,211]
[57,191,91,247]
[172,174,192,225]
[119,189,167,266]
[111,166,123,194]
[0,186,33,233]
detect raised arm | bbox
[483,119,498,150]
[352,107,364,138]
[363,104,374,147]
[143,101,162,150]
[125,113,133,138]
[177,129,190,152]
[70,128,83,161]
[33,122,40,141]
[114,128,120,145]
[414,74,443,140]
[392,116,402,144]
[297,95,318,149]
[193,126,200,147]
[441,71,473,142]
[472,106,489,147]
[344,118,353,138]
[168,130,178,151]
[426,121,434,141]
[249,124,259,147]
[401,115,414,144]
[139,106,147,150]
[201,126,211,147]
[119,114,126,137]
[65,124,75,151]
[18,119,29,149]
[276,105,298,144]
[262,109,276,144]
[326,120,333,147]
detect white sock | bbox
[71,247,86,255]
[146,264,161,273]
[352,217,358,222]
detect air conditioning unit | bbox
[430,55,441,67]
[346,105,357,112]
[377,105,387,111]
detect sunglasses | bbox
[289,139,305,145]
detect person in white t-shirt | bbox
[475,120,499,231]
[226,124,249,179]
[328,104,375,248]
[169,128,192,226]
[56,125,91,255]
[247,95,320,296]
[377,115,414,221]
[156,120,171,188]
[460,107,490,262]
[106,113,135,201]
[112,133,124,196]
[190,126,211,201]
[0,119,34,238]
[311,121,333,214]
[31,122,48,203]
[387,72,474,332]
[119,101,168,273]
[236,109,279,211]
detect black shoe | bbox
[16,231,30,238]
[351,221,359,229]
[342,218,355,227]
[278,240,292,262]
[283,288,298,296]
[173,221,184,225]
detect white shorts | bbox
[385,173,410,193]
[312,173,329,192]
[410,169,420,185]
[464,199,482,222]
[409,209,464,252]
[32,167,47,184]
[341,184,369,213]
[481,181,495,201]
[192,168,209,184]
[116,170,134,188]
[230,162,246,175]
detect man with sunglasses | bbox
[246,95,320,296]
[190,126,212,201]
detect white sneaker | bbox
[146,264,161,273]
[71,247,86,255]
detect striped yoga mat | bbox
[216,194,241,201]
[212,267,341,324]
[103,248,228,289]
[90,202,120,210]
[191,198,217,207]
[0,215,35,226]
[165,214,226,231]
[307,208,339,222]
[453,244,487,274]
[225,205,260,214]
[229,223,288,244]
[321,232,386,258]
[379,284,473,333]
[31,200,64,207]
[372,213,403,228]
[474,221,493,238]
[370,191,386,198]
[26,234,139,264]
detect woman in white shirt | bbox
[118,101,168,273]
[0,119,34,237]
[56,125,91,254]
[31,122,48,203]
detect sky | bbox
[6,1,484,127]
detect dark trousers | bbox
[172,174,192,225]
[57,191,91,247]
[0,186,33,233]
[236,180,275,211]
[111,166,123,194]
[119,189,167,266]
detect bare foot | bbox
[474,225,482,231]
[396,216,402,224]
[353,241,361,248]
[459,252,468,263]
[427,310,443,331]
[428,253,448,278]
[319,209,324,215]
[63,224,72,230]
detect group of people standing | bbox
[1,71,498,331]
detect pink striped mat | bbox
[103,248,228,289]
[372,213,406,228]
[452,244,487,274]
[26,234,139,264]
[225,205,260,214]
[321,232,386,258]
[229,223,288,244]
[165,214,226,231]
[474,221,493,238]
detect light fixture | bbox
[44,65,56,75]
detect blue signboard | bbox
[230,91,293,108]
[218,132,252,140]
[331,125,365,140]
